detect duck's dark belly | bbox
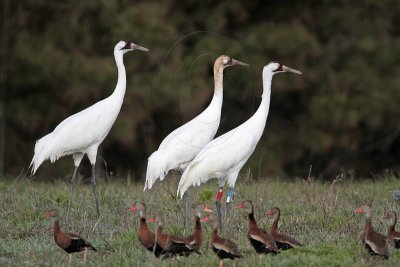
[63,239,86,254]
[364,243,388,259]
[213,246,237,260]
[249,238,276,254]
[276,241,293,250]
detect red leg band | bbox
[216,191,223,201]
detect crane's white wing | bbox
[144,115,220,190]
[159,116,219,152]
[144,91,223,190]
[51,99,118,151]
[31,99,118,173]
[177,126,258,198]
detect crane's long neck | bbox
[111,51,127,102]
[257,71,272,118]
[248,71,272,134]
[211,65,224,106]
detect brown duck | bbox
[355,205,389,259]
[383,210,400,249]
[148,215,193,256]
[265,207,302,250]
[236,200,278,255]
[183,204,213,255]
[45,209,96,263]
[201,213,242,267]
[128,203,164,257]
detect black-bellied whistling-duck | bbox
[355,205,389,259]
[147,215,192,256]
[265,207,302,250]
[45,209,96,263]
[128,203,164,257]
[183,204,213,255]
[236,200,278,255]
[201,213,242,267]
[383,211,400,249]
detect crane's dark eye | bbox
[120,41,131,50]
[273,63,283,72]
[224,58,232,65]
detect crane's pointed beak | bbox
[132,43,149,52]
[231,58,249,67]
[282,65,302,74]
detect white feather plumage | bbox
[30,41,148,174]
[177,62,301,198]
[145,97,221,188]
[30,98,118,173]
[144,55,247,190]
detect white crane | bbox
[144,55,248,227]
[30,40,149,217]
[177,62,302,230]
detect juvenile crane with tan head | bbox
[144,55,248,228]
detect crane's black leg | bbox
[90,164,100,216]
[225,188,236,224]
[215,188,223,232]
[183,191,189,229]
[67,166,78,220]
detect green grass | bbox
[1,173,400,266]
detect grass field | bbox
[1,172,400,266]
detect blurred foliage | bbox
[199,189,213,203]
[3,0,400,179]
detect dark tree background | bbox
[2,0,400,180]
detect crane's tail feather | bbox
[30,134,50,175]
[177,164,197,198]
[143,151,169,190]
[177,161,214,198]
[30,133,61,175]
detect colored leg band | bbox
[226,190,235,203]
[216,190,223,201]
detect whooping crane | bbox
[144,55,248,227]
[177,62,301,230]
[30,40,149,217]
